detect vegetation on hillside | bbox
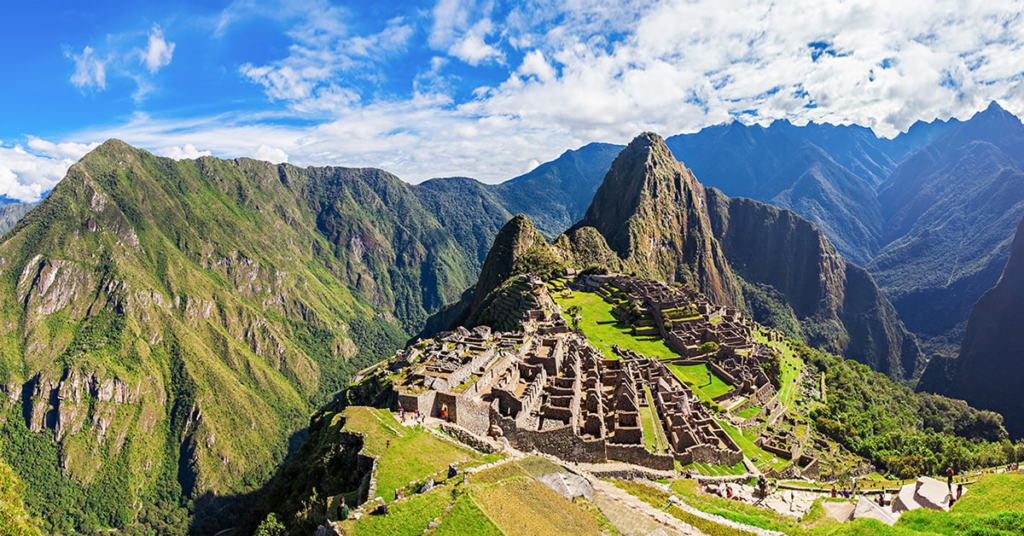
[798,340,1018,478]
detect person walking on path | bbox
[946,467,954,492]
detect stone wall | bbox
[456,398,490,436]
[397,390,436,415]
[731,382,775,415]
[439,422,497,454]
[687,444,743,467]
[492,406,606,463]
[448,348,496,390]
[606,443,675,471]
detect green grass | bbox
[665,363,734,402]
[473,477,603,535]
[552,291,679,359]
[733,406,761,420]
[778,345,803,410]
[684,461,748,476]
[641,386,670,453]
[343,407,479,501]
[341,488,451,536]
[949,471,1024,515]
[612,479,749,536]
[472,456,562,485]
[434,492,503,536]
[715,419,789,472]
[668,478,840,534]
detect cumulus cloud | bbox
[254,145,289,163]
[159,144,212,160]
[142,26,175,74]
[48,0,1024,187]
[0,139,96,202]
[448,19,503,66]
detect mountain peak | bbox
[973,100,1019,124]
[574,133,739,304]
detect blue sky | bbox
[1,0,1023,202]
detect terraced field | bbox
[552,289,679,359]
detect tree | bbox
[697,341,719,355]
[255,513,286,536]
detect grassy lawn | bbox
[669,478,840,534]
[665,362,734,402]
[716,419,789,472]
[343,407,479,501]
[613,479,753,536]
[473,456,564,485]
[641,385,670,453]
[552,291,679,359]
[434,493,503,536]
[473,477,603,535]
[341,487,451,536]
[753,329,803,411]
[733,406,761,420]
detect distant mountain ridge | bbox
[667,103,1024,358]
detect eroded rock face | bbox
[23,370,140,442]
[16,258,92,316]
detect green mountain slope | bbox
[0,141,506,532]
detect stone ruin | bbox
[392,275,748,472]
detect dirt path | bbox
[590,478,705,535]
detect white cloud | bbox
[448,19,503,66]
[142,26,175,74]
[238,4,412,112]
[66,46,107,90]
[159,144,212,160]
[26,138,99,160]
[65,24,176,99]
[254,145,289,163]
[0,139,92,202]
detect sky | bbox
[1,0,1023,202]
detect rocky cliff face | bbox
[918,216,1024,438]
[705,191,923,378]
[573,133,740,306]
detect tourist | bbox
[726,484,733,499]
[946,466,954,491]
[339,497,349,521]
[830,485,837,498]
[957,483,963,501]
